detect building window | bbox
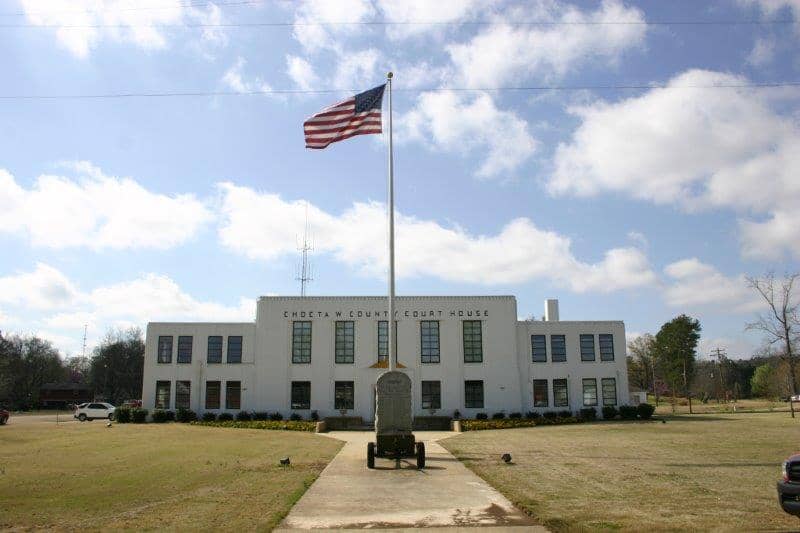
[582,378,598,406]
[463,321,483,363]
[551,335,566,362]
[177,336,192,364]
[464,380,484,408]
[335,321,355,364]
[157,336,172,363]
[207,336,222,364]
[155,381,170,409]
[533,379,549,407]
[227,335,243,364]
[176,380,191,410]
[420,321,440,363]
[205,381,221,410]
[292,321,312,363]
[377,320,388,362]
[531,335,547,362]
[599,334,614,361]
[291,381,311,410]
[602,378,617,406]
[580,334,596,361]
[421,381,441,410]
[553,379,569,407]
[226,381,241,410]
[334,381,354,410]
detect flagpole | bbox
[387,71,396,373]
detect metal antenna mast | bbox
[296,201,313,296]
[81,324,88,358]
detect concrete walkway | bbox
[278,431,544,531]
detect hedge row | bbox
[191,420,317,432]
[114,407,319,424]
[462,416,583,431]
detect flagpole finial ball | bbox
[387,71,393,79]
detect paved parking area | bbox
[278,431,544,531]
[4,413,76,426]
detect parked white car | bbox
[74,402,116,421]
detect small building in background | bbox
[39,382,93,408]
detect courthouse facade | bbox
[141,296,629,419]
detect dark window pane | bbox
[291,381,311,410]
[602,378,617,406]
[334,381,354,410]
[463,321,483,363]
[155,381,170,409]
[205,381,220,409]
[580,334,596,361]
[177,336,192,364]
[533,379,549,407]
[553,379,569,407]
[226,381,241,410]
[227,336,243,364]
[335,321,355,364]
[420,321,440,363]
[157,336,172,363]
[421,380,441,409]
[599,334,614,361]
[377,321,388,361]
[176,381,191,410]
[207,336,222,364]
[551,335,567,362]
[531,335,547,362]
[582,378,598,406]
[464,380,483,408]
[292,321,312,363]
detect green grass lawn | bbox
[0,422,342,531]
[442,412,800,531]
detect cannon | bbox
[367,371,425,469]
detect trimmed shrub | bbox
[524,411,540,420]
[236,411,252,421]
[637,403,655,420]
[131,408,148,423]
[461,417,583,431]
[289,413,302,421]
[201,412,217,422]
[310,410,320,421]
[192,420,316,432]
[557,410,573,419]
[619,405,638,420]
[509,412,522,419]
[543,411,558,420]
[475,412,488,420]
[602,405,618,420]
[269,412,284,421]
[579,408,597,421]
[252,411,269,421]
[492,412,506,420]
[151,409,173,423]
[176,408,197,423]
[115,406,131,423]
[218,412,234,421]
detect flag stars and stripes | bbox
[304,84,385,149]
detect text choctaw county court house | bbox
[141,296,629,419]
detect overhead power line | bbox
[0,0,262,17]
[1,81,799,100]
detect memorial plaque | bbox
[375,371,412,434]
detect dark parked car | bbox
[778,453,800,516]
[0,408,8,425]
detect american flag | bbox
[304,84,385,149]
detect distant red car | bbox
[0,409,9,425]
[778,453,800,516]
[122,399,142,408]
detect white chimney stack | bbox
[544,299,559,322]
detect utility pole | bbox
[709,347,727,403]
[296,202,313,297]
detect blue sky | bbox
[1,0,799,358]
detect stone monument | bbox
[368,370,425,469]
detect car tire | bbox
[78,414,86,422]
[0,417,6,425]
[108,413,114,421]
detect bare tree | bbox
[746,272,799,418]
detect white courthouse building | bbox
[141,296,629,420]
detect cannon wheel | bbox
[415,441,425,469]
[367,442,375,469]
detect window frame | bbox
[553,378,569,407]
[291,381,311,410]
[602,377,617,406]
[227,335,243,364]
[420,320,440,364]
[335,321,355,364]
[175,380,191,410]
[464,380,484,408]
[377,320,388,362]
[531,334,547,363]
[533,379,549,407]
[177,336,193,364]
[599,334,615,362]
[155,380,171,409]
[421,380,441,410]
[225,380,241,410]
[580,334,596,362]
[463,320,483,363]
[582,378,598,406]
[292,321,312,364]
[157,336,173,364]
[550,334,567,362]
[207,335,222,364]
[334,381,355,411]
[205,381,221,410]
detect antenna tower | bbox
[296,202,313,296]
[82,324,88,358]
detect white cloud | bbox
[550,69,800,259]
[376,0,493,40]
[287,55,319,90]
[446,0,646,86]
[0,263,78,311]
[217,182,657,292]
[332,48,381,89]
[221,56,273,94]
[746,36,776,66]
[399,91,537,178]
[19,0,227,59]
[291,0,376,54]
[0,163,211,250]
[627,231,648,248]
[663,258,760,312]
